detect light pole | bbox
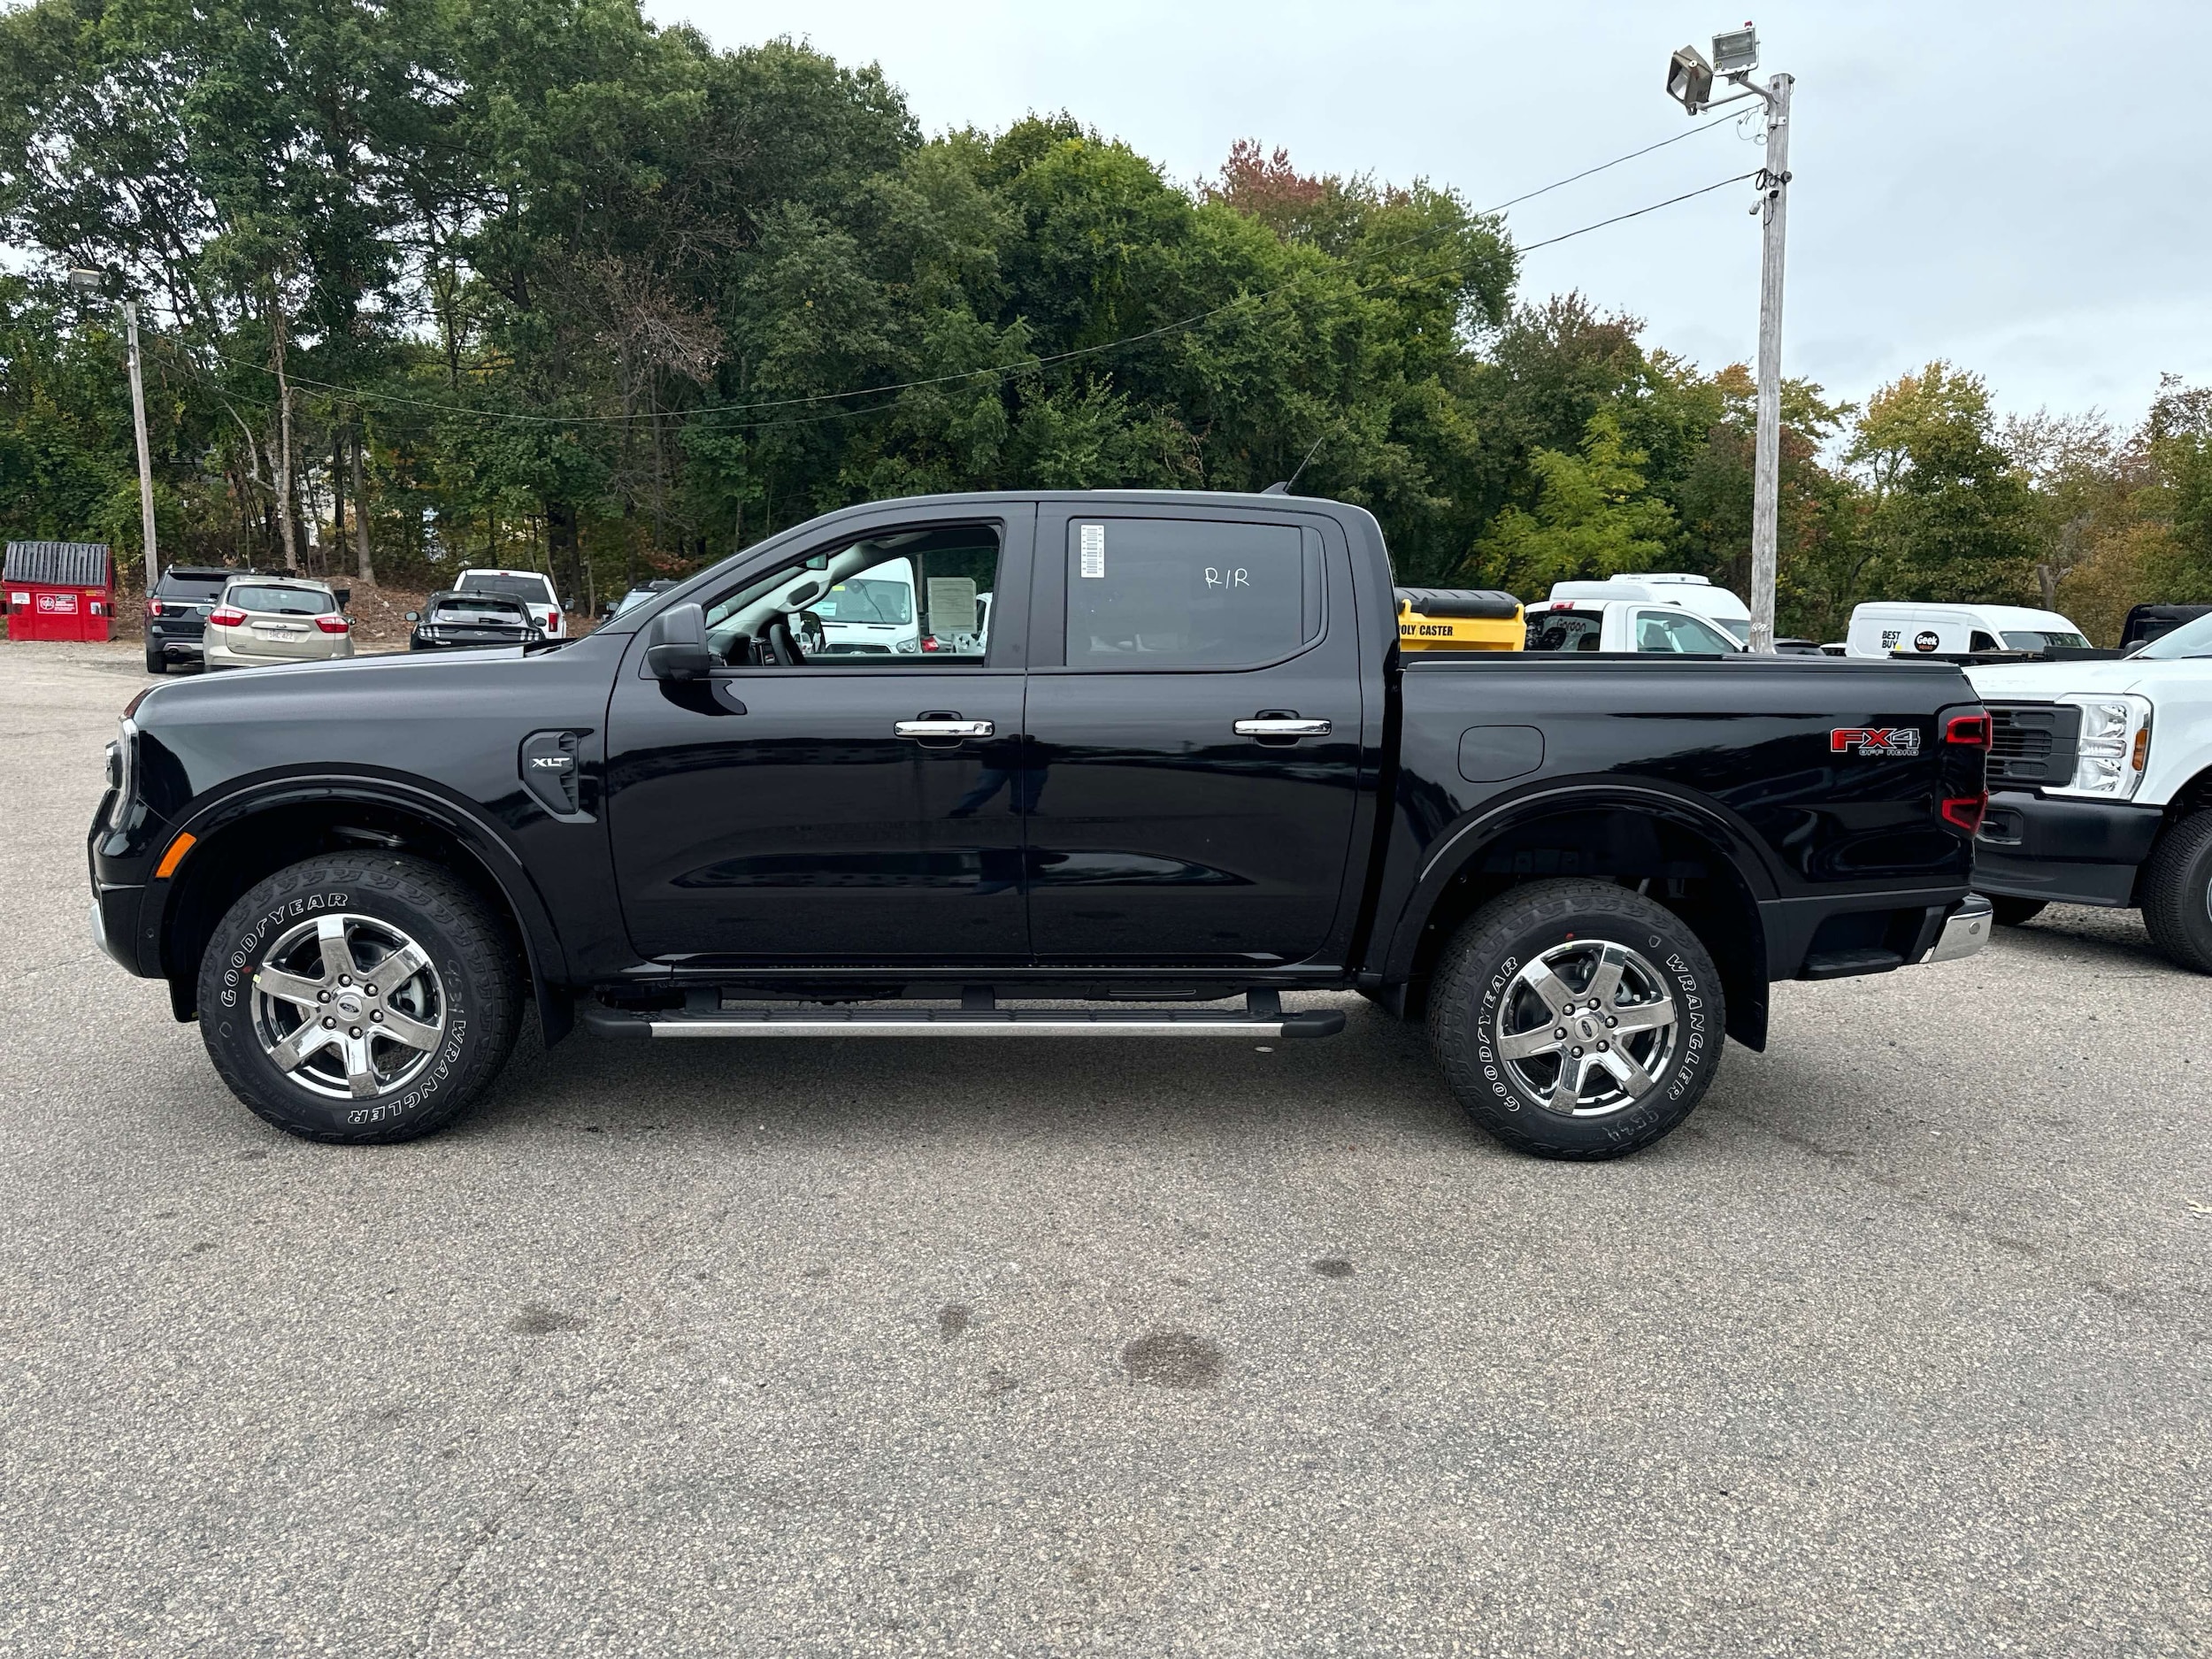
[1667,24,1791,654]
[67,267,160,592]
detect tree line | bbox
[2,0,2206,641]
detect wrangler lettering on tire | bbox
[1427,879,1724,1160]
[196,853,520,1144]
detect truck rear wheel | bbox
[196,852,522,1142]
[2139,809,2212,974]
[1426,879,1724,1160]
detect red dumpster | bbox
[4,541,114,642]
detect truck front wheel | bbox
[1426,879,1724,1160]
[196,852,523,1142]
[2139,809,2212,974]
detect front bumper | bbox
[1973,790,2163,907]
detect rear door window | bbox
[1527,610,1603,652]
[1064,518,1318,669]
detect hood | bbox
[1963,658,2147,702]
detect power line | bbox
[1516,171,1759,253]
[1474,106,1750,217]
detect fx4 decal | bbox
[1831,726,1922,756]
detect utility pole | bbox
[1747,73,1791,655]
[122,299,160,592]
[1667,24,1791,652]
[69,269,161,591]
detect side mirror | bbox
[404,611,419,623]
[643,602,715,680]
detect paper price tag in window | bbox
[1079,523,1105,579]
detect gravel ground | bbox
[2,641,2207,1656]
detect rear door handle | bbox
[895,718,994,739]
[1234,718,1332,738]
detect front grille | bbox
[1985,703,2079,787]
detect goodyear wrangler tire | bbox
[197,853,521,1143]
[1426,879,1724,1161]
[2139,809,2212,974]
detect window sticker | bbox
[1079,523,1105,579]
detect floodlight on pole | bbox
[1660,20,1791,654]
[1665,45,1714,115]
[62,263,160,589]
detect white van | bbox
[1845,603,2092,659]
[810,557,920,654]
[1547,573,1752,644]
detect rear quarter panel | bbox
[1373,655,1982,975]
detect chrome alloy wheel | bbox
[250,913,446,1100]
[1493,940,1680,1118]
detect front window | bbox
[703,525,1001,666]
[1713,616,1750,643]
[2001,629,2091,652]
[1527,611,1604,652]
[226,584,334,616]
[430,595,532,626]
[1634,611,1739,654]
[2135,611,2212,659]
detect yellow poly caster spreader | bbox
[1394,588,1524,652]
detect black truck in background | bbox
[90,491,1993,1160]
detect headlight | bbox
[105,716,137,828]
[2053,693,2151,800]
[893,636,921,654]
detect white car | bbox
[457,568,567,639]
[1525,597,1745,655]
[1965,611,2212,970]
[1847,601,2090,659]
[203,578,356,671]
[1548,572,1752,644]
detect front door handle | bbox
[895,718,994,739]
[1234,717,1332,738]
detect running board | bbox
[580,994,1343,1041]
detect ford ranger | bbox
[89,490,1993,1159]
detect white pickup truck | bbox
[1966,611,2212,970]
[1525,597,1745,655]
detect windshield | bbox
[459,573,555,607]
[814,577,912,626]
[2136,611,2212,659]
[1713,616,1750,642]
[227,584,334,616]
[2001,629,2091,651]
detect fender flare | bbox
[1380,777,1785,984]
[151,772,573,1041]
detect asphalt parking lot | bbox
[2,641,2207,1656]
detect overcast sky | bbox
[650,0,2210,428]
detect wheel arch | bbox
[153,779,572,1043]
[1383,782,1777,1050]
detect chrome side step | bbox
[580,993,1343,1041]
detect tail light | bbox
[316,614,350,634]
[209,606,247,627]
[545,610,558,630]
[146,598,164,617]
[1945,713,1992,749]
[920,635,941,652]
[1941,795,1987,833]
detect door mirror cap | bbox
[644,601,715,680]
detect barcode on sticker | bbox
[1079,523,1105,579]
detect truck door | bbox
[1021,505,1364,966]
[604,511,1033,966]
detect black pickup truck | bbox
[89,491,1993,1159]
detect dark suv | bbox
[143,566,242,673]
